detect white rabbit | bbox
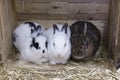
[13,22,48,64]
[45,23,71,64]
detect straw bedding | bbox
[0,46,120,80]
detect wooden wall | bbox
[109,0,120,69]
[0,14,2,61]
[15,0,110,20]
[0,0,17,63]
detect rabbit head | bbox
[49,23,71,58]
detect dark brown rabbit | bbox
[70,21,101,62]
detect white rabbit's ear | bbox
[61,23,68,34]
[53,24,59,34]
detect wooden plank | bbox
[21,0,110,3]
[110,0,118,64]
[102,22,109,48]
[108,0,120,69]
[108,0,114,58]
[115,0,120,69]
[15,0,23,13]
[0,0,17,63]
[0,14,2,61]
[15,2,109,14]
[17,13,108,20]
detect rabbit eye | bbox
[64,43,66,47]
[53,43,55,46]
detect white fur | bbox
[45,24,71,64]
[13,22,48,64]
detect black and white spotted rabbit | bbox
[13,22,48,64]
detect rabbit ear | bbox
[61,23,68,34]
[84,22,87,36]
[53,24,59,34]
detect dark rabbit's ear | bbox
[53,24,59,34]
[61,23,68,34]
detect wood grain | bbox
[15,0,110,21]
[18,0,110,3]
[17,13,108,20]
[0,0,17,63]
[0,13,2,60]
[15,1,109,14]
[108,0,120,69]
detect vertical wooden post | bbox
[109,0,120,69]
[0,16,2,61]
[0,0,17,63]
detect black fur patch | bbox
[30,38,39,49]
[36,25,41,31]
[53,24,59,34]
[31,29,34,34]
[37,33,43,37]
[45,41,48,49]
[61,23,68,34]
[25,22,36,34]
[25,22,36,28]
[25,22,41,34]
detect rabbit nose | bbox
[42,50,45,53]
